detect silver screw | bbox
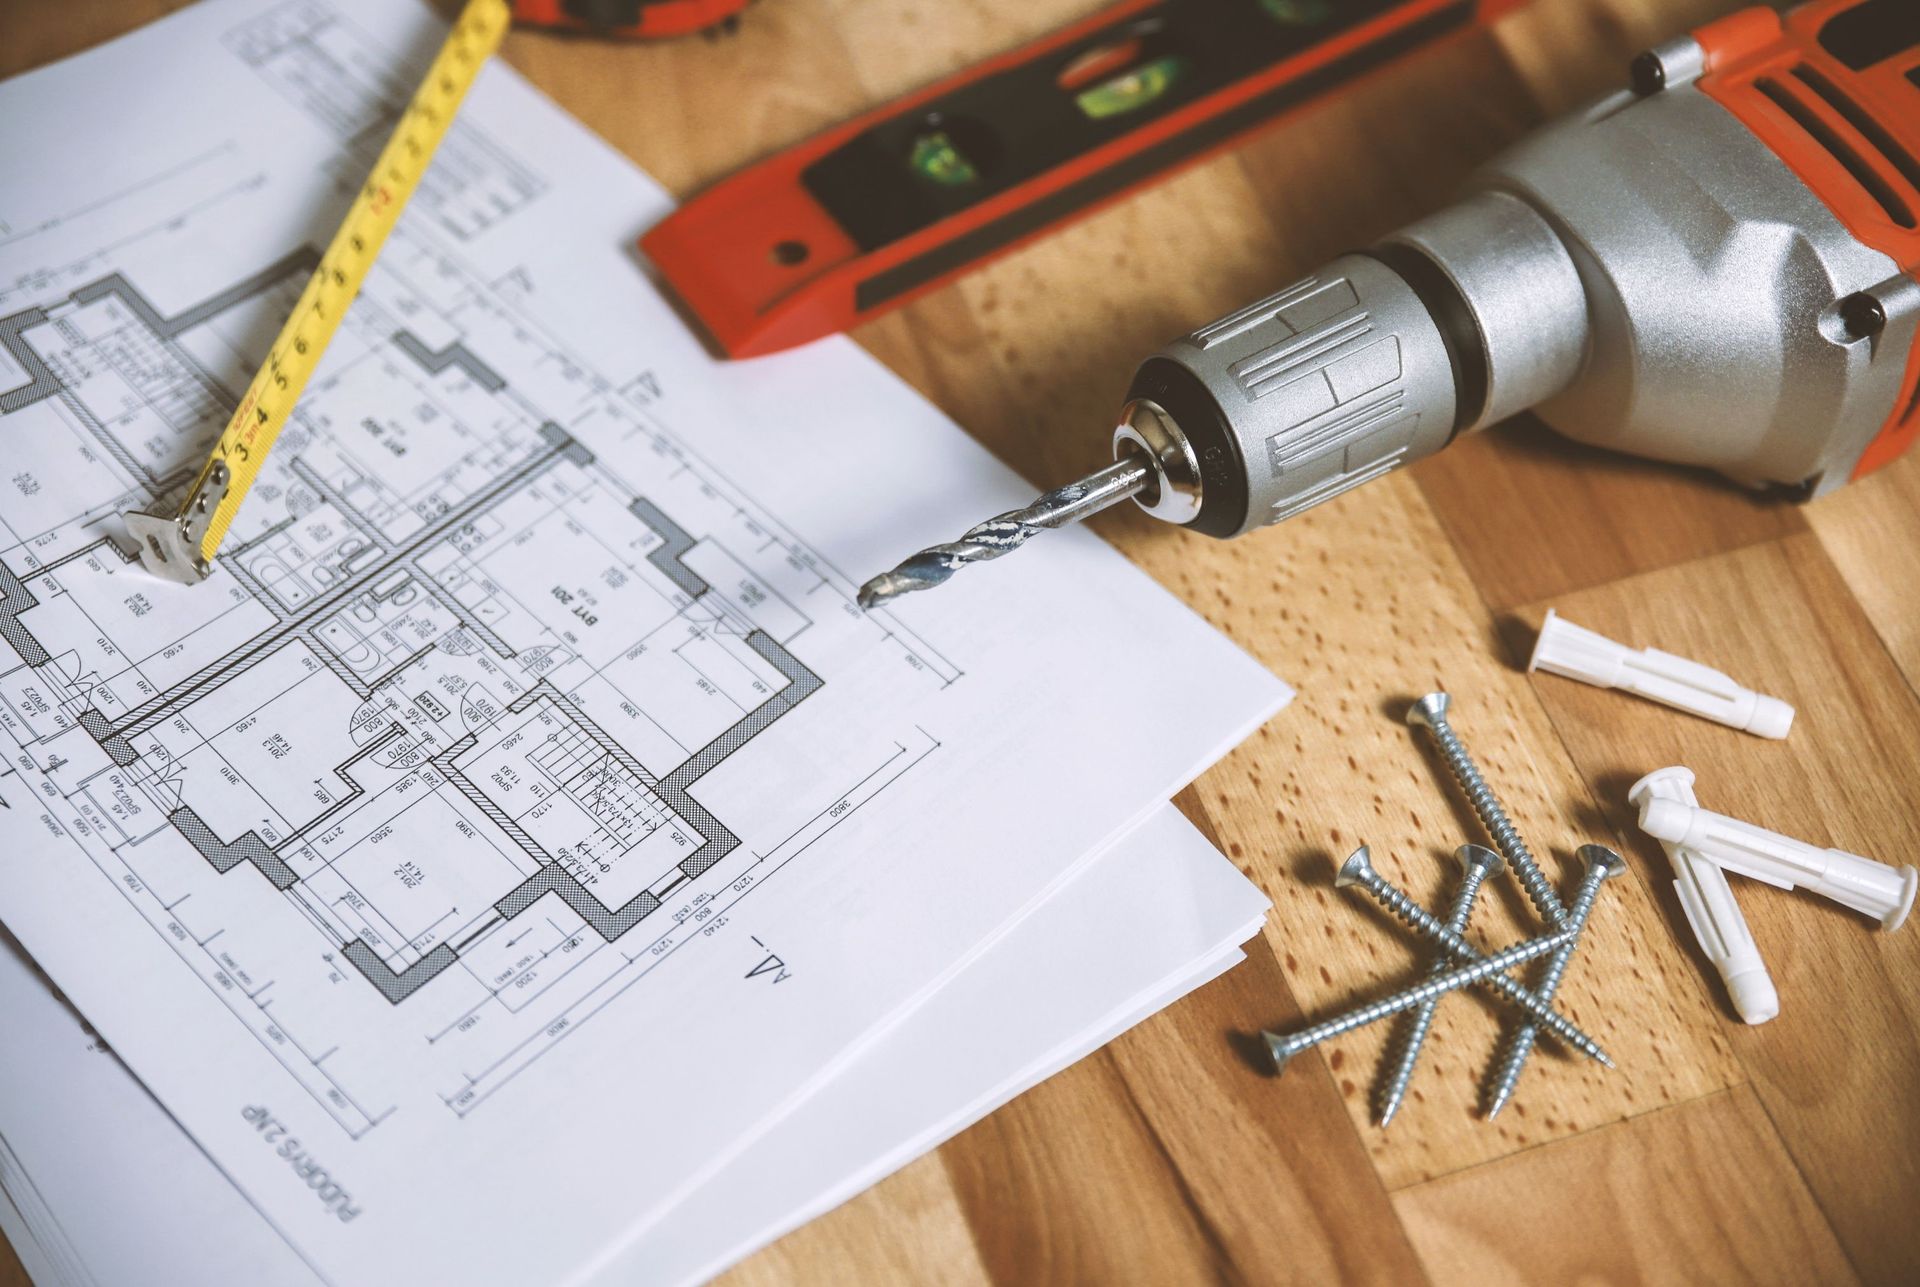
[1407,693,1569,928]
[1265,928,1575,1074]
[1482,844,1627,1118]
[1376,844,1504,1127]
[1336,846,1613,1066]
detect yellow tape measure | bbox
[125,0,511,584]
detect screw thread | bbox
[1424,718,1567,927]
[1359,869,1452,941]
[1484,869,1610,1115]
[1377,864,1488,1125]
[1272,932,1570,1062]
[1351,867,1611,1064]
[1484,960,1608,1063]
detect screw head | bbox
[1263,1030,1298,1074]
[1839,292,1887,341]
[1334,845,1375,889]
[1456,843,1504,879]
[1405,692,1451,729]
[1577,844,1629,881]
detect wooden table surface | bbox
[5,1,1917,1283]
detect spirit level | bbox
[641,0,1528,358]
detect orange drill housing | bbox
[1695,0,1920,480]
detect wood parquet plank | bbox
[1519,534,1920,1283]
[1393,1086,1860,1287]
[0,0,186,70]
[713,1154,992,1287]
[1414,420,1811,613]
[1493,0,1734,114]
[503,0,865,194]
[1229,27,1546,270]
[1806,450,1920,691]
[934,1047,1237,1286]
[1101,942,1432,1284]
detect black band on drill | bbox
[1363,243,1488,439]
[1125,356,1249,540]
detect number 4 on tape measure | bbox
[123,0,510,585]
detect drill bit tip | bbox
[856,456,1152,610]
[855,575,908,612]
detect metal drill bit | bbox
[857,456,1151,609]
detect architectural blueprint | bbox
[0,807,1266,1287]
[0,2,1288,1283]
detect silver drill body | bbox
[1483,844,1627,1118]
[1376,844,1503,1127]
[1336,847,1612,1066]
[857,43,1919,601]
[1407,693,1568,928]
[1263,929,1574,1075]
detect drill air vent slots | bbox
[1791,64,1920,201]
[1755,74,1916,228]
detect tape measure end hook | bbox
[124,459,231,585]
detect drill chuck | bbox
[1118,191,1589,539]
[1114,19,1920,539]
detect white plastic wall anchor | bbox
[1529,609,1794,738]
[1637,796,1917,932]
[1628,768,1778,1024]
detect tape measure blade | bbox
[135,0,511,578]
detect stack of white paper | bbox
[1,806,1266,1287]
[0,3,1289,1283]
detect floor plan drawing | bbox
[0,3,1288,1280]
[224,0,549,240]
[0,117,956,1128]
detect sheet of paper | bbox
[648,807,1267,1287]
[0,932,322,1287]
[0,808,1263,1287]
[0,1186,63,1287]
[0,2,1289,1283]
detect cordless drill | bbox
[859,0,1920,606]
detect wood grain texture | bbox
[1516,533,1920,1285]
[1394,1086,1859,1287]
[1097,943,1430,1283]
[2,1,1917,1285]
[719,1154,992,1287]
[1806,453,1920,687]
[1415,416,1811,612]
